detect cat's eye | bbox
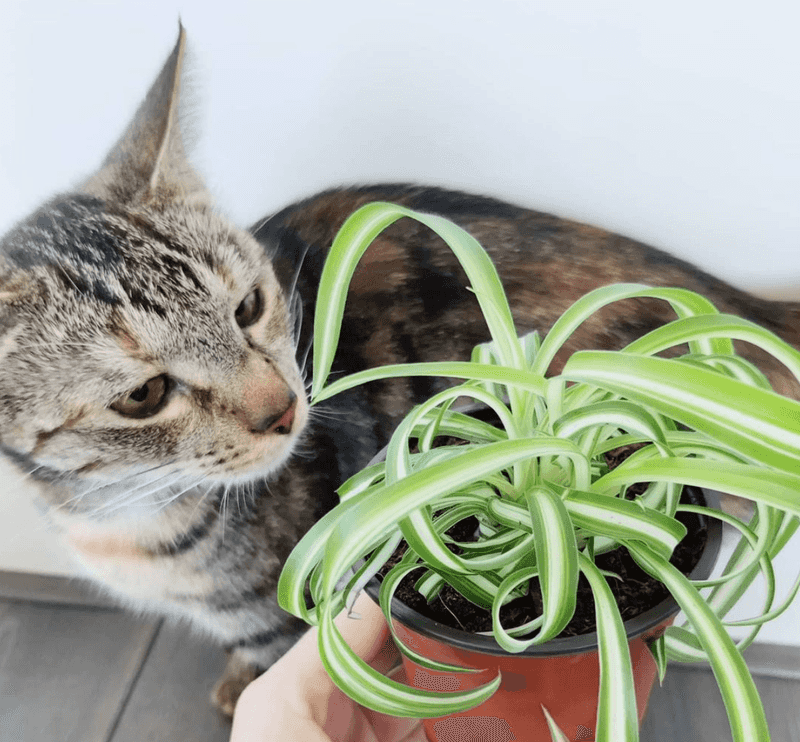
[110,375,171,418]
[235,287,264,328]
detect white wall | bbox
[1,1,799,641]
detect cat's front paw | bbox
[210,652,262,718]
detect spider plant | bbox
[278,202,800,742]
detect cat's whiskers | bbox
[308,405,349,420]
[249,212,276,237]
[49,259,83,294]
[169,482,221,551]
[234,482,244,516]
[94,480,186,519]
[291,292,304,348]
[297,334,314,385]
[219,483,231,542]
[69,460,180,501]
[151,476,210,513]
[186,482,220,522]
[286,242,309,322]
[244,480,256,509]
[15,462,73,487]
[214,483,228,521]
[55,486,106,513]
[76,461,187,517]
[33,342,97,350]
[282,241,315,381]
[48,461,180,515]
[285,436,317,460]
[22,465,46,479]
[91,471,187,517]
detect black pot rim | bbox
[364,487,722,658]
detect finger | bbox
[305,591,399,715]
[367,713,427,742]
[362,663,427,742]
[232,592,399,721]
[231,592,409,741]
[229,679,331,742]
[333,590,396,668]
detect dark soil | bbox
[376,436,707,638]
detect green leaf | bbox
[663,625,705,663]
[565,352,800,473]
[320,437,592,595]
[379,562,477,674]
[277,496,361,621]
[311,360,547,404]
[435,571,504,609]
[343,532,403,611]
[491,566,544,650]
[677,505,767,588]
[311,202,528,404]
[564,489,686,560]
[593,457,800,518]
[622,314,800,383]
[318,601,501,717]
[311,202,408,400]
[552,400,670,451]
[488,490,686,561]
[542,706,572,742]
[526,486,579,643]
[690,354,773,389]
[578,552,638,742]
[647,635,669,683]
[452,532,538,572]
[629,544,770,742]
[531,284,732,377]
[384,385,516,484]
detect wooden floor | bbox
[1,593,798,742]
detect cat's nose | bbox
[233,354,299,435]
[253,391,297,435]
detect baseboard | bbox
[739,642,800,681]
[670,642,800,682]
[0,569,115,608]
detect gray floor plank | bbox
[112,629,800,742]
[3,586,799,742]
[0,600,159,742]
[0,572,116,609]
[109,621,232,742]
[642,665,800,741]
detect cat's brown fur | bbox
[1,29,798,716]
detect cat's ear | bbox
[82,24,209,207]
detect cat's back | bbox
[253,183,800,402]
[254,183,755,303]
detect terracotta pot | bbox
[366,489,721,742]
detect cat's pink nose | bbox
[259,392,297,435]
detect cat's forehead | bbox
[1,194,280,379]
[4,194,265,295]
[14,194,259,271]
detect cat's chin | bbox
[209,445,298,486]
[208,426,308,486]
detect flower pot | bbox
[366,489,721,742]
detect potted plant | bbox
[278,202,800,742]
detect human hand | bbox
[229,592,426,742]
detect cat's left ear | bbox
[82,24,209,207]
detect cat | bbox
[1,27,799,717]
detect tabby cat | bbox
[2,29,798,715]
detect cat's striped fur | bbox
[2,29,799,714]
